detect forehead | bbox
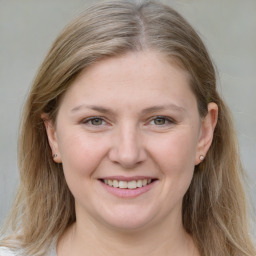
[79,51,189,85]
[60,51,196,112]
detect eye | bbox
[82,117,106,126]
[90,118,104,126]
[149,116,174,126]
[153,117,167,125]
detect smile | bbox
[99,177,157,198]
[103,179,153,189]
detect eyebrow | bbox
[141,104,186,114]
[70,104,186,114]
[71,104,115,114]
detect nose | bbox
[108,124,147,169]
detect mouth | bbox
[98,177,158,198]
[99,178,157,189]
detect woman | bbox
[0,0,255,255]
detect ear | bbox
[195,102,218,165]
[41,113,62,163]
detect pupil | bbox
[92,118,102,125]
[155,118,165,125]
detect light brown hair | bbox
[1,1,255,255]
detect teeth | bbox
[136,180,142,188]
[113,180,119,188]
[119,181,128,189]
[128,180,137,189]
[103,179,153,189]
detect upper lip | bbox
[99,176,157,181]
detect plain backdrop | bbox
[0,0,255,238]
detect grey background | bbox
[0,0,255,238]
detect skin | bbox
[43,51,218,256]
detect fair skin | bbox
[43,51,218,256]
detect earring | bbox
[52,154,57,159]
[199,155,204,161]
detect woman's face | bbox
[45,51,215,231]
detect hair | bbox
[1,0,255,255]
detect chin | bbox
[99,205,156,232]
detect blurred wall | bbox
[1,0,255,236]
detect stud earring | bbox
[199,155,204,161]
[52,154,57,159]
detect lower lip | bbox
[100,181,156,198]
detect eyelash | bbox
[81,116,175,127]
[148,116,175,126]
[82,116,107,126]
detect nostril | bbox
[108,137,147,168]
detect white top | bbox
[0,247,13,256]
[0,244,57,256]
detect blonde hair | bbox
[1,1,255,255]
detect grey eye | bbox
[90,118,103,125]
[153,118,166,125]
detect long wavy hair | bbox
[1,1,255,255]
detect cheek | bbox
[57,130,108,178]
[149,129,198,168]
[156,132,198,202]
[57,131,110,203]
[147,129,198,192]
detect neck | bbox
[58,209,198,256]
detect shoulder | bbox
[0,247,16,256]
